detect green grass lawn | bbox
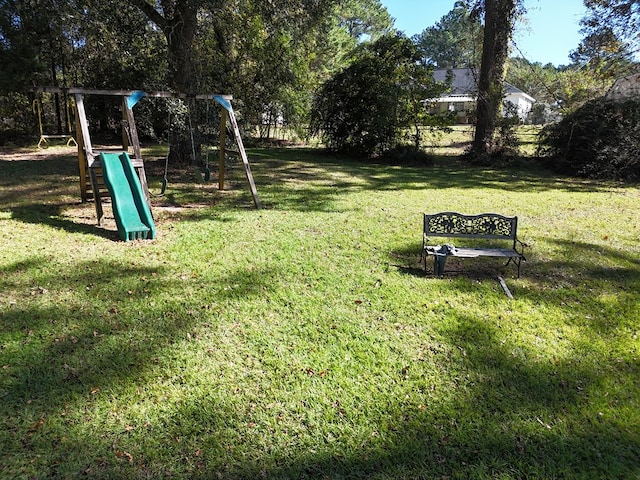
[1,145,639,479]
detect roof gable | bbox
[433,68,477,94]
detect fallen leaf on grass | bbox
[115,451,134,463]
[28,418,45,432]
[536,417,552,429]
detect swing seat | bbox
[38,134,78,149]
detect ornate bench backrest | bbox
[424,212,517,240]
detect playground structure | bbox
[32,87,261,240]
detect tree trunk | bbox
[471,0,517,158]
[131,0,201,166]
[163,1,201,166]
[162,1,197,92]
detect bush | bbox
[380,145,434,166]
[538,97,640,180]
[309,33,448,157]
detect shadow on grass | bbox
[0,146,626,227]
[1,255,285,476]
[2,257,638,478]
[251,148,618,192]
[392,236,640,367]
[143,148,626,218]
[142,312,640,479]
[2,147,639,478]
[8,203,117,240]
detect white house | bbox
[431,68,536,123]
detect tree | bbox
[335,0,394,41]
[569,26,634,99]
[0,0,80,91]
[3,0,373,144]
[124,0,340,162]
[414,1,483,68]
[314,0,394,76]
[535,1,640,180]
[470,0,521,159]
[506,57,558,104]
[310,33,447,156]
[582,0,640,54]
[0,0,81,135]
[128,0,197,93]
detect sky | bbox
[379,0,588,66]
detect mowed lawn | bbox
[0,145,639,479]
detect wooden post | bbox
[75,94,104,224]
[123,98,151,208]
[74,97,88,203]
[226,106,261,209]
[124,101,142,161]
[121,98,130,152]
[218,109,227,190]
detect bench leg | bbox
[504,257,522,278]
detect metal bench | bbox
[421,212,526,277]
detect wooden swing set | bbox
[33,87,262,228]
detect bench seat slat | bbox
[447,247,521,258]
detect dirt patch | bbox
[0,145,78,161]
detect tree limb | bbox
[129,0,167,30]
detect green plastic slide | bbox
[99,152,156,241]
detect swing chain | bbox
[153,110,171,196]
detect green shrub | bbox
[380,144,434,165]
[309,33,447,157]
[538,97,640,180]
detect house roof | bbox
[434,68,534,101]
[433,68,478,95]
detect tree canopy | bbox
[582,0,640,54]
[413,1,483,68]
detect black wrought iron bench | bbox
[421,212,526,277]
